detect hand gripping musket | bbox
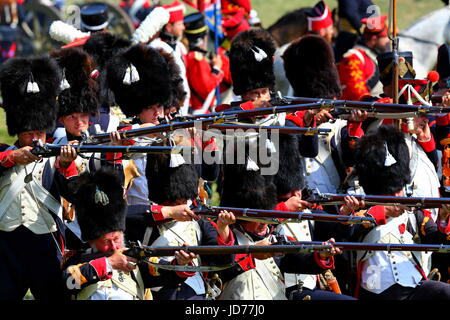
[148,203,376,226]
[307,190,450,210]
[31,140,192,158]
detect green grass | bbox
[0,0,444,144]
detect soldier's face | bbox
[166,21,185,38]
[18,130,46,147]
[92,231,124,253]
[60,113,90,137]
[139,105,164,125]
[376,36,390,53]
[242,221,269,237]
[241,87,271,108]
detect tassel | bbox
[32,82,40,93]
[94,187,109,206]
[265,138,277,153]
[60,69,70,91]
[246,156,259,171]
[26,81,34,93]
[170,153,185,168]
[123,64,140,85]
[251,46,268,62]
[384,142,397,167]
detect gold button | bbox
[305,233,309,236]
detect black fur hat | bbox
[229,28,276,96]
[0,55,61,136]
[283,34,341,98]
[83,32,131,71]
[220,164,278,210]
[437,44,450,82]
[272,134,305,196]
[83,32,132,108]
[354,125,411,195]
[70,168,126,241]
[107,44,183,117]
[51,47,100,118]
[145,153,199,205]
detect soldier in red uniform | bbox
[338,14,390,101]
[184,12,231,114]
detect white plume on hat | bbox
[50,20,90,44]
[131,7,170,44]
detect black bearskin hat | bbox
[272,134,305,196]
[0,55,61,136]
[83,32,132,108]
[70,168,126,241]
[145,153,199,205]
[283,35,341,98]
[220,164,278,210]
[107,44,184,117]
[51,47,100,118]
[229,28,276,96]
[83,32,131,71]
[354,125,411,195]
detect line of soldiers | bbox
[0,0,449,301]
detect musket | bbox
[83,104,329,145]
[181,96,450,122]
[207,124,331,135]
[307,191,450,209]
[150,204,376,226]
[77,243,333,264]
[286,241,450,254]
[31,141,192,158]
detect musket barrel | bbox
[317,193,450,209]
[133,244,332,257]
[290,241,450,253]
[194,206,375,225]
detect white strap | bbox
[193,88,217,115]
[142,226,153,246]
[0,169,27,222]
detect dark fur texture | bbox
[145,153,199,205]
[272,133,305,196]
[70,168,126,241]
[83,32,132,109]
[354,125,411,195]
[229,29,276,95]
[220,163,278,210]
[0,55,61,136]
[283,35,341,99]
[158,49,186,110]
[106,45,179,117]
[51,47,100,117]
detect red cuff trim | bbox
[215,104,231,112]
[172,259,196,278]
[276,201,289,212]
[240,100,256,111]
[105,152,123,163]
[286,113,305,127]
[0,150,16,168]
[202,138,218,152]
[89,257,112,280]
[347,121,364,138]
[367,206,387,225]
[236,253,255,271]
[417,135,436,153]
[55,158,78,178]
[217,228,235,246]
[313,252,335,269]
[150,205,165,221]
